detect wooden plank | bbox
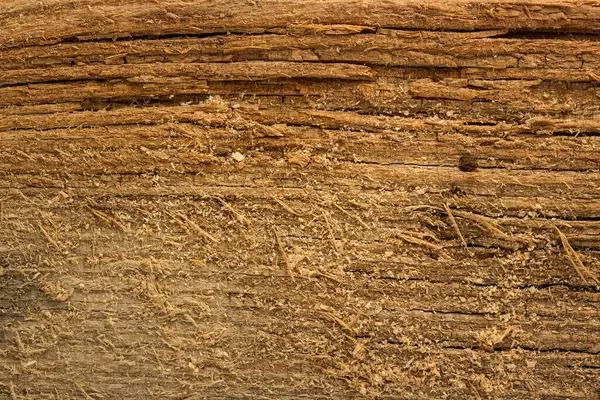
[1,1,599,399]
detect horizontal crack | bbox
[7,26,599,52]
[348,273,600,294]
[442,343,600,355]
[360,339,600,355]
[0,30,278,51]
[568,364,600,369]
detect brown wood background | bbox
[1,1,599,398]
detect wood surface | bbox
[1,1,599,399]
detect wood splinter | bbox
[273,227,295,281]
[554,225,599,285]
[443,203,468,249]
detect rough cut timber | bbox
[1,1,600,399]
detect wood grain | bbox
[0,1,599,399]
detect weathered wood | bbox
[1,1,599,399]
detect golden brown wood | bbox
[1,1,599,399]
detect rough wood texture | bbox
[1,1,600,399]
